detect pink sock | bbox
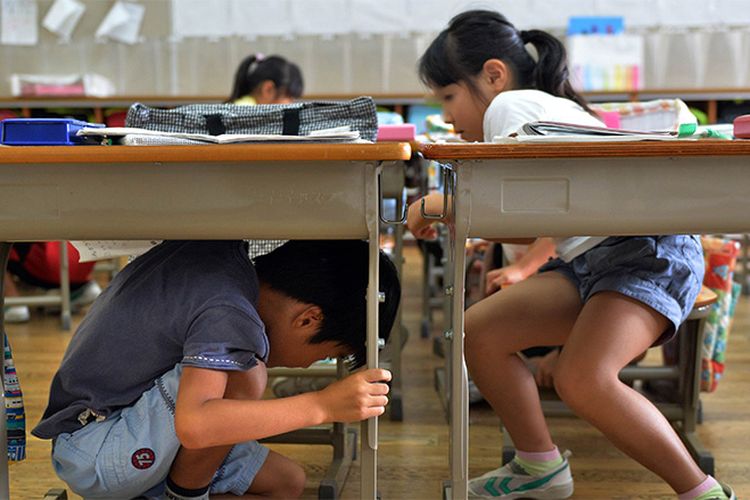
[678,476,718,500]
[516,445,560,462]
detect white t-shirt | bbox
[483,89,607,262]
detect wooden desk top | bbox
[0,142,412,164]
[417,140,750,160]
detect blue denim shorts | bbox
[51,364,269,499]
[539,235,704,344]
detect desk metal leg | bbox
[59,242,71,331]
[361,163,380,499]
[388,198,405,422]
[0,242,12,499]
[445,164,469,500]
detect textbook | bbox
[77,125,361,144]
[493,120,682,144]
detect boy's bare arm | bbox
[174,365,390,450]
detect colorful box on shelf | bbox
[734,114,750,139]
[0,118,104,146]
[377,124,416,142]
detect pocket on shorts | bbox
[98,380,181,497]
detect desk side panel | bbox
[0,161,370,240]
[466,156,750,238]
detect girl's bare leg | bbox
[554,291,705,493]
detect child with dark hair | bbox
[407,10,733,500]
[228,54,304,105]
[33,239,399,499]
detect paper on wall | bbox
[42,0,84,41]
[1,0,38,46]
[351,0,409,35]
[231,0,290,38]
[95,1,145,44]
[171,0,231,39]
[289,0,350,36]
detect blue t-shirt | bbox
[33,240,268,439]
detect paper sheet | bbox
[95,1,145,44]
[1,0,38,46]
[171,0,231,39]
[493,134,681,144]
[351,0,409,35]
[42,0,84,41]
[289,0,350,36]
[71,240,161,262]
[231,0,290,37]
[78,126,362,143]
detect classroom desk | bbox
[418,140,750,500]
[0,142,411,500]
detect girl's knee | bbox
[553,363,615,411]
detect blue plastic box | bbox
[0,118,104,145]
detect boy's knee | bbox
[270,461,306,498]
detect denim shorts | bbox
[51,364,269,499]
[539,235,704,344]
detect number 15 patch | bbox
[131,448,156,470]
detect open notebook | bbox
[493,120,684,144]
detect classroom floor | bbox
[5,244,750,499]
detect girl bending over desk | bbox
[406,10,734,500]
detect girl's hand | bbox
[485,264,526,295]
[530,350,559,388]
[315,368,391,423]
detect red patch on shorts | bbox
[131,448,156,469]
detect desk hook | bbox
[420,163,454,220]
[378,168,408,225]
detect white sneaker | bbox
[71,281,102,308]
[468,451,574,499]
[4,305,30,323]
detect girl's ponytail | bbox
[519,29,593,113]
[227,54,304,103]
[419,10,593,114]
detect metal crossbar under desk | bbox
[419,140,750,500]
[0,143,411,500]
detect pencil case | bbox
[734,114,750,139]
[0,118,104,145]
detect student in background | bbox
[228,54,304,105]
[34,240,399,499]
[4,242,101,323]
[407,10,733,500]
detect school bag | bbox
[125,96,378,141]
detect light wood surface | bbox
[0,143,412,164]
[5,245,750,499]
[418,140,750,160]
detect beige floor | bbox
[5,245,750,499]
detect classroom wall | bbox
[1,0,750,97]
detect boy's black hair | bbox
[418,10,593,114]
[227,54,304,102]
[253,240,400,368]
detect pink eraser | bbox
[596,110,621,129]
[377,124,416,141]
[734,114,750,139]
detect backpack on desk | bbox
[125,96,378,141]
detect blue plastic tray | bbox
[0,118,104,145]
